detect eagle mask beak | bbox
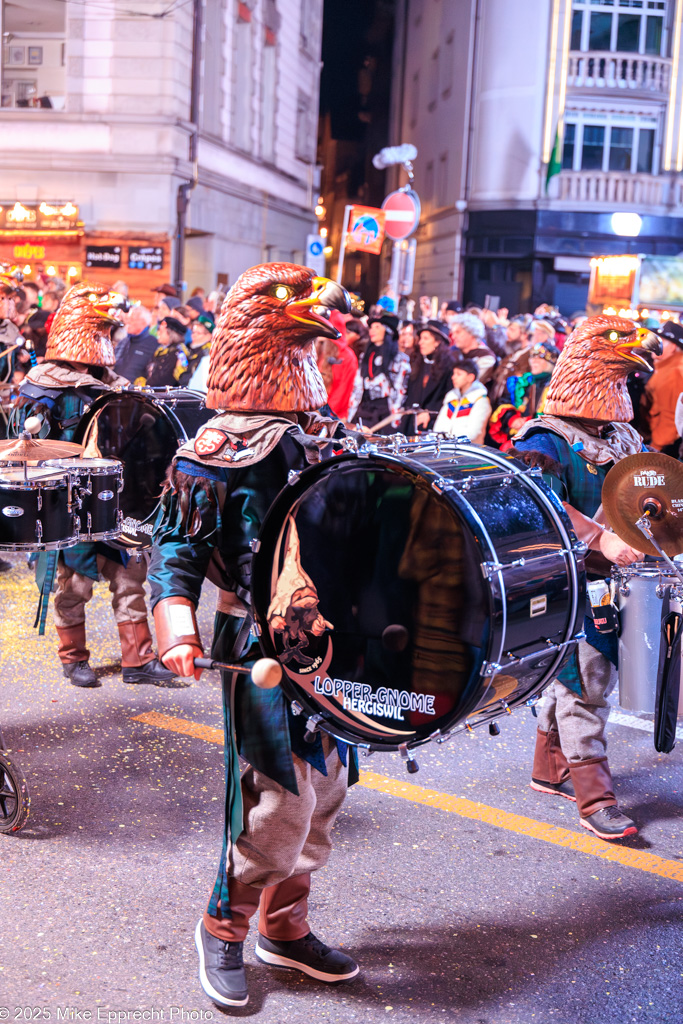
[89,292,122,324]
[615,326,661,372]
[286,277,352,339]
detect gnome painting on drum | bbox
[512,314,660,841]
[147,263,361,1010]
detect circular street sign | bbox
[308,240,324,256]
[381,189,421,240]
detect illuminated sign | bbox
[588,256,639,307]
[13,243,45,259]
[0,201,80,231]
[346,205,386,255]
[128,246,163,271]
[86,245,121,268]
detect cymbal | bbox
[602,452,683,556]
[0,435,84,462]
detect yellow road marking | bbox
[133,711,683,883]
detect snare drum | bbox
[73,389,212,549]
[252,441,585,752]
[0,466,77,551]
[613,561,683,716]
[46,458,123,542]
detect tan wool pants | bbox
[205,734,349,943]
[53,553,149,628]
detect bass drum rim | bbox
[73,390,192,550]
[252,444,584,752]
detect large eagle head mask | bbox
[206,262,351,412]
[544,314,661,422]
[45,282,122,367]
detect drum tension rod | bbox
[399,742,419,773]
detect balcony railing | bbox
[567,51,671,95]
[557,170,665,206]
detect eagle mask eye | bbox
[270,284,293,301]
[605,330,630,342]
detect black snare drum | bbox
[46,458,123,542]
[0,467,77,551]
[252,441,585,753]
[73,389,212,549]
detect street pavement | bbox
[0,554,681,1024]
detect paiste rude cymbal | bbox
[602,452,683,556]
[0,435,84,462]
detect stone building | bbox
[388,0,683,313]
[0,0,323,301]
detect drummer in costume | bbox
[147,263,359,1009]
[513,314,660,840]
[14,283,174,689]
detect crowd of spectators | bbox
[3,272,683,464]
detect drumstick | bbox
[193,656,282,688]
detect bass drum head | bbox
[252,453,493,751]
[74,392,185,548]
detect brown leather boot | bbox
[530,728,575,800]
[56,624,98,688]
[204,878,262,944]
[118,621,175,684]
[569,756,637,840]
[258,873,311,942]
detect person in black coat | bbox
[398,320,459,434]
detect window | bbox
[562,123,577,168]
[571,1,667,55]
[428,49,439,109]
[563,113,659,172]
[300,0,321,56]
[436,152,449,207]
[609,126,634,169]
[261,0,280,163]
[1,0,65,110]
[295,90,313,162]
[440,32,455,96]
[581,124,606,169]
[201,0,225,134]
[232,5,253,152]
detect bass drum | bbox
[252,441,586,753]
[73,389,212,549]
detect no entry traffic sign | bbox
[381,188,421,240]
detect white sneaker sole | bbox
[194,920,249,1007]
[580,818,638,841]
[255,941,359,982]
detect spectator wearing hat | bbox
[449,312,497,384]
[348,314,410,429]
[145,316,190,388]
[185,295,206,319]
[433,359,492,444]
[185,315,215,392]
[399,320,459,434]
[640,321,683,457]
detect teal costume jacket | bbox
[147,414,357,914]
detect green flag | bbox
[546,125,563,192]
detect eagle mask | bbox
[206,262,351,412]
[44,283,121,367]
[543,314,661,422]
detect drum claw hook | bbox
[398,742,419,774]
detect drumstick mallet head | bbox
[193,656,282,689]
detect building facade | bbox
[0,0,323,302]
[388,0,683,313]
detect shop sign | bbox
[0,201,80,231]
[86,245,121,269]
[13,243,45,259]
[128,246,164,271]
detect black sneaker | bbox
[122,659,176,685]
[530,777,576,801]
[580,805,638,840]
[0,558,12,573]
[194,919,248,1008]
[63,661,100,688]
[255,931,359,982]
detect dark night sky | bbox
[320,0,394,141]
